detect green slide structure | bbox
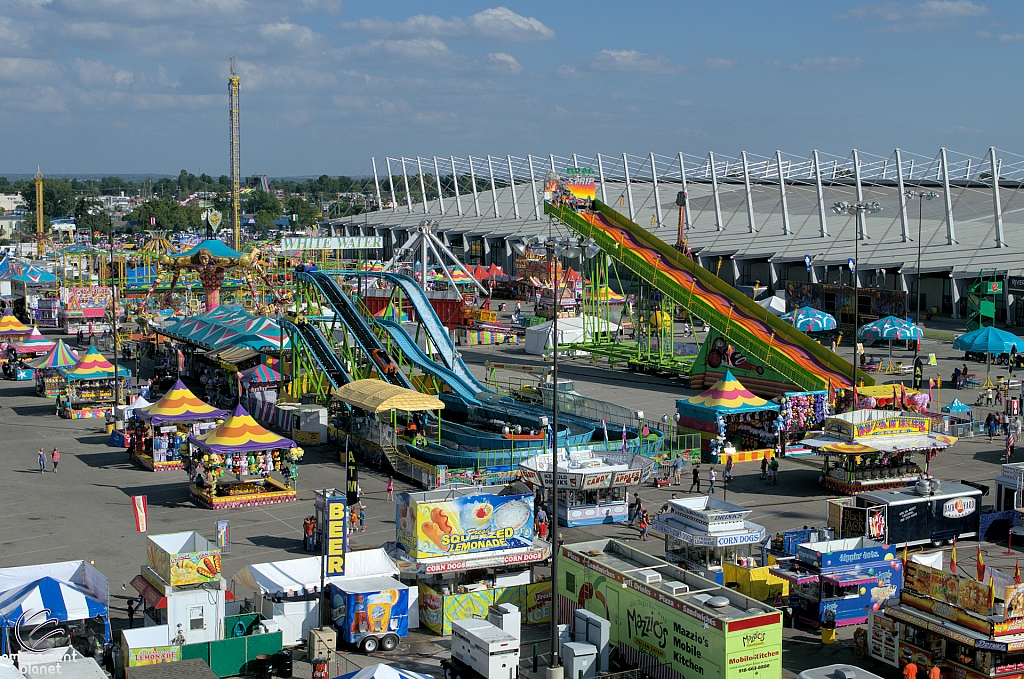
[545,200,874,395]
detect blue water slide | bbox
[298,270,412,389]
[279,318,352,388]
[376,318,485,403]
[377,273,490,394]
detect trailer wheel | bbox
[931,539,943,547]
[361,636,379,653]
[381,634,400,651]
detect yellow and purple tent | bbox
[139,379,227,425]
[0,309,30,338]
[675,370,780,440]
[188,404,295,454]
[59,346,130,381]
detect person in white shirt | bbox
[707,467,717,494]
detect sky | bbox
[1,0,1022,177]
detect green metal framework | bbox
[965,268,1000,331]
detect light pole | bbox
[904,190,940,347]
[513,229,597,677]
[109,228,122,407]
[832,201,883,399]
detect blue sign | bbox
[804,254,812,272]
[848,257,856,273]
[796,542,897,569]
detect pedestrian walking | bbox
[51,448,59,474]
[356,483,363,501]
[359,507,366,532]
[903,661,918,679]
[707,466,717,494]
[126,598,136,629]
[830,338,837,352]
[537,507,549,539]
[302,516,315,551]
[928,665,940,679]
[638,511,649,541]
[37,448,46,473]
[760,454,769,480]
[630,495,644,527]
[557,533,564,549]
[350,506,359,533]
[987,413,997,442]
[724,456,734,483]
[770,456,780,485]
[386,476,394,501]
[689,465,701,493]
[673,454,684,485]
[987,386,995,406]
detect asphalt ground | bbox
[0,323,1015,679]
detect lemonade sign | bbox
[147,531,222,586]
[396,491,534,559]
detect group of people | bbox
[36,447,60,473]
[761,453,780,485]
[950,363,971,389]
[628,494,652,540]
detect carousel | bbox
[29,339,79,396]
[133,379,227,472]
[675,370,782,463]
[187,404,303,510]
[57,346,131,419]
[802,410,958,494]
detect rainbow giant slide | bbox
[546,200,874,393]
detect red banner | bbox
[132,495,148,532]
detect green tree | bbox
[75,197,111,238]
[127,198,202,231]
[285,196,316,229]
[245,190,280,216]
[254,210,276,235]
[21,178,74,219]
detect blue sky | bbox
[2,0,1022,176]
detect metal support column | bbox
[597,154,608,204]
[650,152,663,229]
[741,151,756,233]
[776,151,791,235]
[709,151,724,231]
[507,155,520,219]
[401,158,413,213]
[468,156,481,217]
[385,158,396,211]
[678,153,690,232]
[487,155,500,219]
[622,153,635,221]
[528,154,541,220]
[450,156,463,215]
[895,148,910,242]
[417,157,428,214]
[853,149,865,240]
[433,157,445,214]
[371,158,383,213]
[990,147,1005,248]
[812,151,828,237]
[940,148,956,244]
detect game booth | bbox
[802,411,958,494]
[132,379,227,472]
[387,485,552,636]
[9,326,55,380]
[652,496,785,600]
[675,370,782,463]
[778,390,831,456]
[0,308,31,351]
[518,450,657,526]
[239,364,281,401]
[187,405,302,510]
[57,346,131,419]
[770,537,903,629]
[29,339,79,397]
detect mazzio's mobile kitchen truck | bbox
[828,479,982,547]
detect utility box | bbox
[307,627,336,659]
[452,619,519,679]
[487,603,521,641]
[562,642,597,679]
[573,608,611,673]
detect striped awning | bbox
[208,346,259,364]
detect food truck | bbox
[389,484,551,636]
[518,450,657,526]
[771,537,903,628]
[326,576,410,653]
[802,411,958,495]
[652,497,772,589]
[827,480,983,547]
[559,539,783,679]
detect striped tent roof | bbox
[686,370,778,412]
[0,309,30,337]
[140,379,227,425]
[12,327,55,354]
[189,404,295,454]
[240,364,281,384]
[0,577,107,627]
[60,346,130,381]
[26,339,79,369]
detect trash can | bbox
[311,659,329,679]
[277,650,293,679]
[253,654,272,679]
[821,626,836,644]
[105,423,115,434]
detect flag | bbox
[177,348,185,372]
[1008,433,1016,460]
[602,419,609,445]
[950,538,957,574]
[902,543,908,568]
[1016,558,1021,585]
[977,543,986,582]
[929,378,936,389]
[622,423,628,454]
[900,383,907,410]
[546,424,555,453]
[131,495,148,532]
[990,575,996,608]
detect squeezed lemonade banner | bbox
[397,492,534,559]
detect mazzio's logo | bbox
[15,609,64,653]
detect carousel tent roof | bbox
[12,327,55,354]
[0,309,30,336]
[161,306,290,352]
[166,238,243,261]
[333,380,445,413]
[0,577,107,627]
[26,339,79,369]
[189,404,295,454]
[140,379,227,425]
[681,370,780,413]
[0,257,57,284]
[59,346,130,380]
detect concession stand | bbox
[57,346,130,419]
[28,338,78,396]
[518,450,657,526]
[133,379,226,472]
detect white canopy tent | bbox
[524,315,619,356]
[756,295,787,316]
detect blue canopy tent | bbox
[952,326,1024,377]
[0,577,110,654]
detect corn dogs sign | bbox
[396,491,535,559]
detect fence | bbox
[180,631,282,678]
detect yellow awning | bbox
[332,379,446,413]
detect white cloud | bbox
[999,33,1024,42]
[336,6,554,43]
[0,56,59,81]
[256,22,321,48]
[704,58,737,69]
[584,49,684,74]
[339,38,456,67]
[774,56,865,72]
[72,58,134,87]
[839,1,989,32]
[676,99,693,107]
[484,52,522,74]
